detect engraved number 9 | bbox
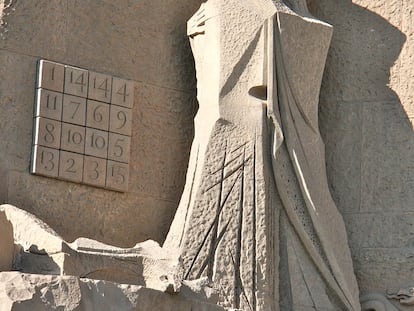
[116,111,127,129]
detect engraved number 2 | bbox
[65,158,77,173]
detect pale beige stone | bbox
[30,146,59,178]
[0,272,226,311]
[360,292,400,311]
[32,59,137,192]
[0,211,13,272]
[0,204,183,293]
[108,133,131,164]
[0,204,63,254]
[88,71,112,103]
[106,161,129,192]
[0,3,410,308]
[35,89,63,121]
[86,99,110,131]
[58,151,84,183]
[109,105,132,136]
[308,0,414,300]
[111,77,134,108]
[165,1,360,310]
[33,117,61,149]
[60,123,85,154]
[83,156,106,187]
[0,24,195,244]
[62,94,87,126]
[64,65,89,98]
[85,128,108,159]
[37,60,65,93]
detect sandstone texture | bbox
[309,0,414,297]
[0,0,203,246]
[0,272,226,311]
[0,0,412,309]
[165,1,360,310]
[1,204,183,293]
[0,210,13,272]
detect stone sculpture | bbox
[0,0,364,310]
[0,204,183,293]
[360,285,414,311]
[0,204,225,310]
[388,286,414,306]
[164,0,361,310]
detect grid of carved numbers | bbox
[31,60,134,192]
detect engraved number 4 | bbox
[94,77,110,98]
[117,83,129,102]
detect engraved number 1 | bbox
[50,66,55,81]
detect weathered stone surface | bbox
[0,204,63,254]
[0,210,13,272]
[310,0,414,299]
[1,204,183,293]
[0,0,202,246]
[165,1,360,310]
[0,272,226,311]
[0,0,413,309]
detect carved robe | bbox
[164,1,361,310]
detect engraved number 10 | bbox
[67,129,83,145]
[90,133,106,149]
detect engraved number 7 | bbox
[70,101,81,119]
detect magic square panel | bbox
[31,60,134,192]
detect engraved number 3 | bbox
[89,161,100,180]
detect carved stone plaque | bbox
[31,59,133,192]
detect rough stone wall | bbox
[0,0,413,298]
[0,0,203,246]
[310,0,414,294]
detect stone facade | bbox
[0,0,413,309]
[309,0,414,296]
[0,0,204,246]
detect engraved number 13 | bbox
[40,151,55,171]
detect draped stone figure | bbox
[164,0,361,310]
